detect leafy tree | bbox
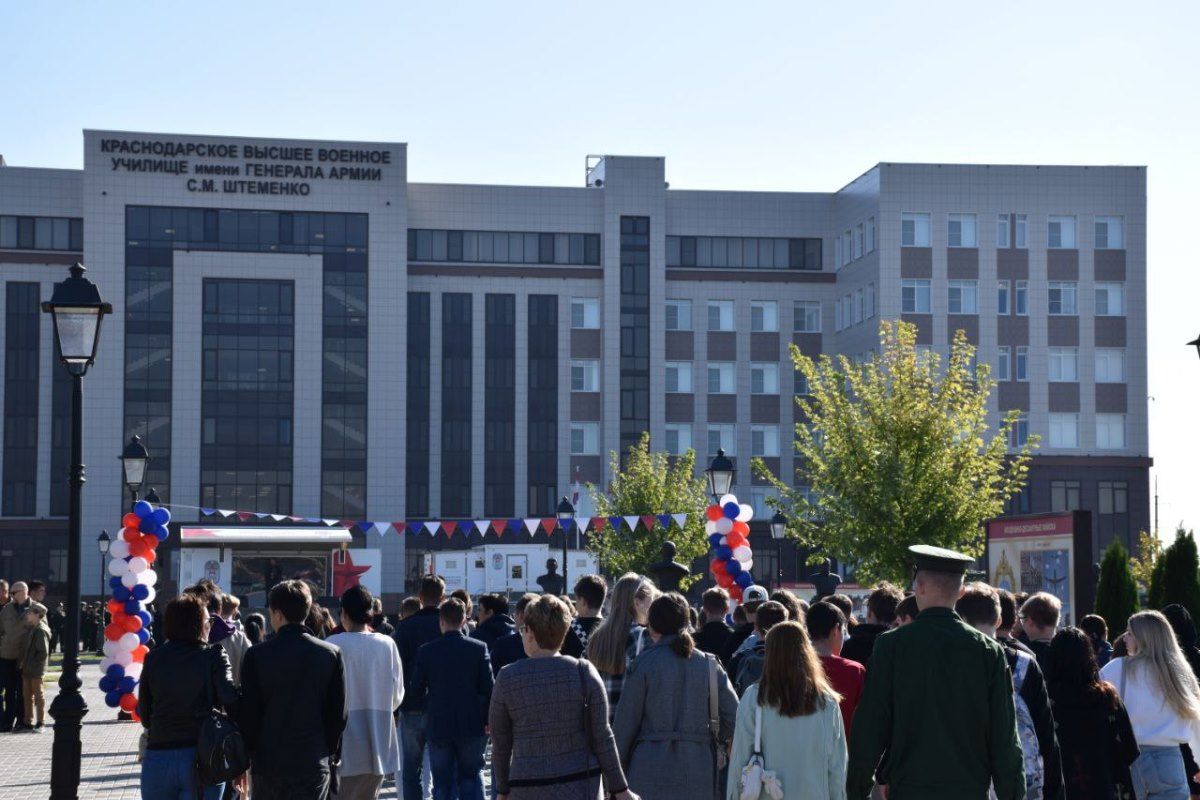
[1095,539,1138,635]
[753,320,1037,585]
[587,432,709,588]
[1130,530,1161,597]
[1149,527,1200,622]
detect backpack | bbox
[194,648,249,787]
[1010,650,1044,798]
[734,646,766,696]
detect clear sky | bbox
[3,1,1197,535]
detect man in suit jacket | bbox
[241,580,347,800]
[411,598,494,800]
[393,574,447,800]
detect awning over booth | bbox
[180,527,353,545]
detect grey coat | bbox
[613,635,738,800]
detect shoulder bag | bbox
[738,702,784,800]
[195,646,249,787]
[706,655,729,771]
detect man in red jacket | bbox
[806,600,865,741]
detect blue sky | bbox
[4,1,1198,535]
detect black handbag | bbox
[195,647,249,787]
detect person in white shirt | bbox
[1101,610,1200,800]
[328,585,405,800]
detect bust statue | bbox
[809,559,842,601]
[535,558,565,596]
[649,541,691,592]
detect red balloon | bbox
[705,505,723,522]
[122,615,142,633]
[725,532,747,549]
[119,693,138,712]
[729,585,744,602]
[143,534,159,549]
[716,573,734,588]
[132,645,149,663]
[122,513,140,529]
[145,549,157,565]
[107,599,123,615]
[130,711,141,723]
[122,527,140,542]
[732,521,750,536]
[105,623,123,641]
[129,539,148,559]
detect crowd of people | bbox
[12,539,1200,800]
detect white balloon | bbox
[719,536,729,547]
[119,632,140,651]
[142,570,158,587]
[128,556,149,574]
[99,657,114,672]
[108,558,128,577]
[114,650,133,666]
[103,640,119,657]
[142,586,156,605]
[121,572,138,588]
[124,663,142,680]
[715,517,734,535]
[704,520,717,535]
[732,545,753,562]
[718,493,738,508]
[109,539,130,560]
[736,503,754,523]
[738,558,754,573]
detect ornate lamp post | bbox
[705,448,735,502]
[96,530,110,599]
[770,512,788,591]
[119,435,149,507]
[42,263,111,800]
[557,496,575,595]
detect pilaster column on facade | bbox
[35,300,55,517]
[513,290,529,517]
[471,289,486,518]
[427,292,444,517]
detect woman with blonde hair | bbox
[586,573,657,721]
[1101,610,1200,799]
[726,621,846,800]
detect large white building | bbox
[0,131,1148,602]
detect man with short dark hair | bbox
[695,587,733,656]
[26,581,46,606]
[394,575,446,800]
[241,580,346,799]
[562,574,606,658]
[489,593,538,674]
[412,598,493,800]
[807,600,865,740]
[843,582,904,670]
[471,593,515,650]
[893,594,919,627]
[996,588,1034,655]
[731,600,788,694]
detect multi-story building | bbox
[0,131,1148,600]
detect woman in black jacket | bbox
[138,593,239,800]
[1047,627,1139,800]
[1161,604,1200,796]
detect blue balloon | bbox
[715,545,733,560]
[137,628,150,645]
[736,572,754,588]
[723,502,740,519]
[106,664,125,679]
[109,576,123,591]
[139,517,157,535]
[132,584,150,601]
[104,690,123,708]
[98,675,115,692]
[118,676,137,694]
[154,525,169,541]
[726,559,743,576]
[114,586,131,602]
[124,599,141,615]
[137,610,152,627]
[152,507,171,526]
[133,500,153,518]
[708,534,723,549]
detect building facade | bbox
[0,132,1149,599]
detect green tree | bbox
[1149,527,1200,621]
[1095,539,1138,635]
[587,432,709,588]
[753,320,1037,586]
[1130,530,1161,597]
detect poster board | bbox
[330,548,382,597]
[986,512,1093,626]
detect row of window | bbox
[568,422,786,458]
[1049,480,1129,515]
[902,279,1125,317]
[127,206,369,251]
[666,236,823,270]
[834,285,878,331]
[408,229,601,266]
[996,347,1127,383]
[901,212,1124,250]
[0,216,83,251]
[660,361,784,394]
[1008,412,1129,450]
[661,299,823,333]
[835,217,877,267]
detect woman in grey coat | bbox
[613,593,738,800]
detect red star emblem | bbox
[332,551,372,596]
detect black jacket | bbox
[240,624,346,777]
[694,620,733,657]
[490,631,527,675]
[138,640,239,750]
[720,623,754,671]
[1048,682,1138,800]
[841,623,888,670]
[561,616,603,659]
[411,630,494,741]
[471,613,516,651]
[1001,639,1064,800]
[394,608,442,713]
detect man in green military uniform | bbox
[846,545,1025,800]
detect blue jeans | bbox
[428,736,486,800]
[401,711,432,800]
[141,747,223,800]
[1131,745,1190,800]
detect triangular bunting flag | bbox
[609,517,623,531]
[322,519,340,527]
[658,514,673,530]
[508,519,524,535]
[490,520,507,536]
[288,516,304,523]
[474,520,490,535]
[236,512,253,522]
[270,514,287,522]
[640,515,657,532]
[440,521,457,537]
[424,522,441,535]
[458,521,473,537]
[254,512,269,519]
[339,519,356,530]
[407,522,423,536]
[575,517,591,533]
[540,518,557,535]
[672,513,687,528]
[218,509,236,518]
[372,523,391,536]
[200,508,215,516]
[524,518,540,535]
[591,517,606,532]
[623,515,639,532]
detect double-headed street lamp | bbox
[557,496,575,595]
[770,511,788,591]
[42,263,110,800]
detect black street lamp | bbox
[42,263,110,800]
[770,512,788,591]
[705,448,736,501]
[1188,335,1200,361]
[557,496,575,595]
[119,435,150,506]
[96,531,110,599]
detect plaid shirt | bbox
[600,625,647,723]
